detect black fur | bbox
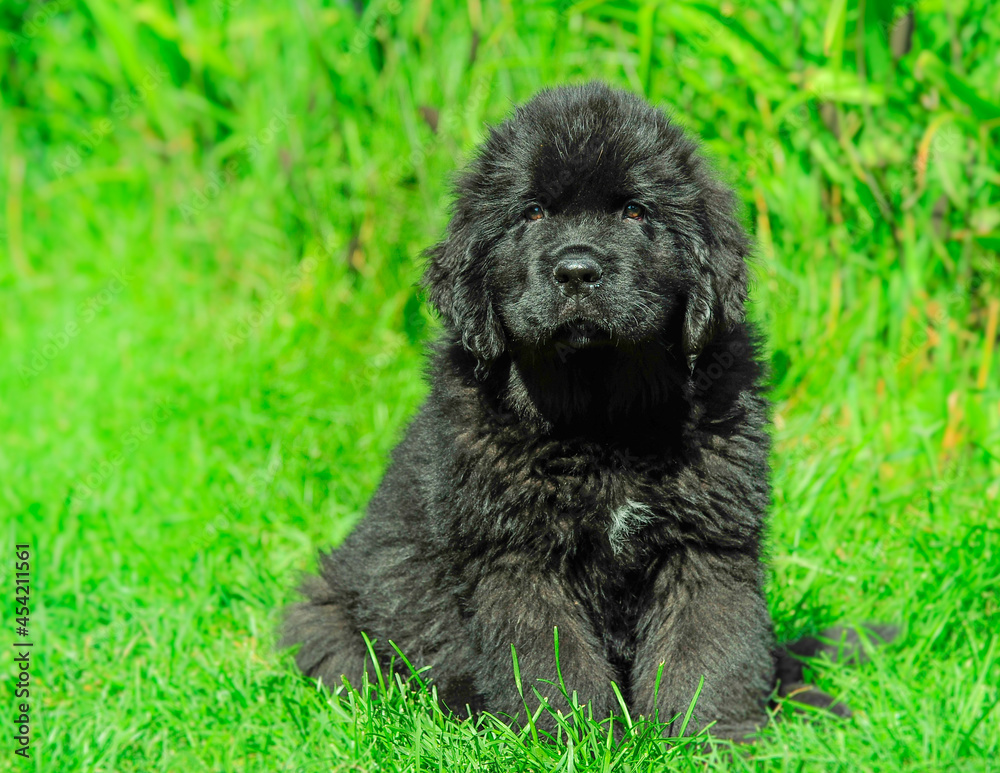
[282,83,858,740]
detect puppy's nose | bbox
[553,258,602,297]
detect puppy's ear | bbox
[682,192,750,370]
[423,212,505,373]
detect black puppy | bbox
[283,82,852,739]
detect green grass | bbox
[2,0,999,770]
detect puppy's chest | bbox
[499,444,670,558]
[550,491,662,565]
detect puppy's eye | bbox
[524,204,545,221]
[623,202,645,221]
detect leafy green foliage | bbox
[1,0,997,770]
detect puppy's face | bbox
[488,122,685,352]
[425,83,749,371]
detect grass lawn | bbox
[2,0,998,770]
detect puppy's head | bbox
[424,82,749,374]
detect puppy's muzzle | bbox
[553,255,602,298]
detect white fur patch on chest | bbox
[607,499,654,555]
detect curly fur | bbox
[281,82,871,740]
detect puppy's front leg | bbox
[467,562,619,728]
[631,548,774,740]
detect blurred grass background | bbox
[1,0,999,770]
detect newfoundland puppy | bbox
[283,82,854,740]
